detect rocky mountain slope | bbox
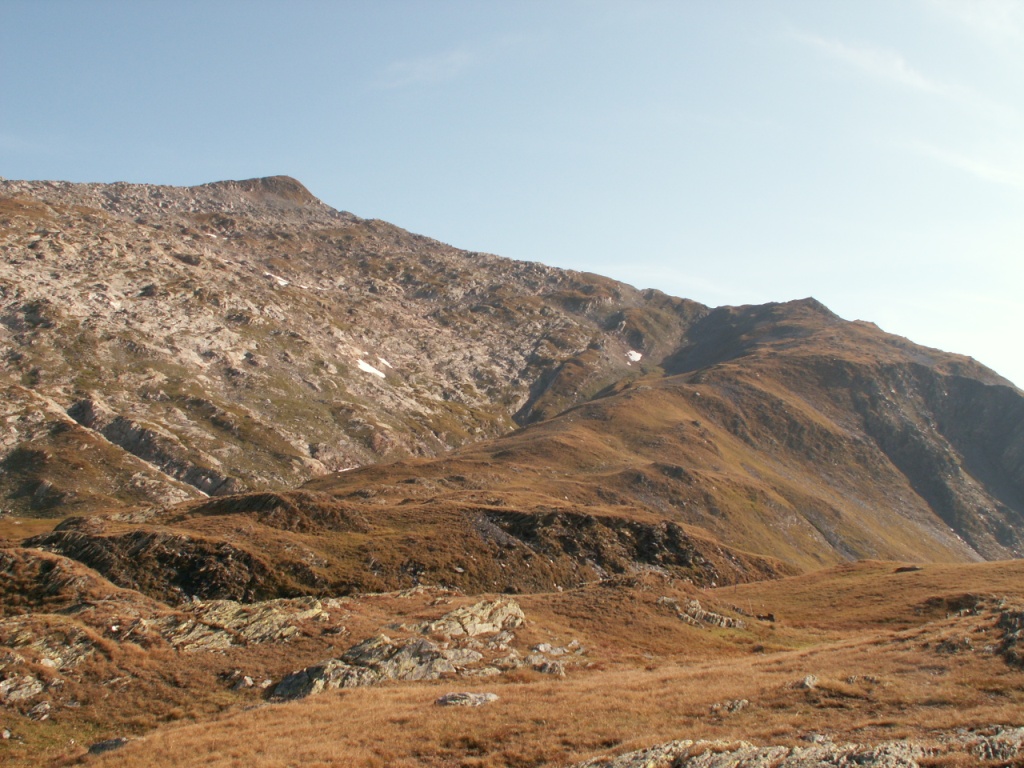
[0,176,700,517]
[2,176,1024,596]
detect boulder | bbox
[272,659,373,700]
[273,633,457,700]
[88,737,130,755]
[798,674,818,690]
[0,674,44,702]
[340,634,456,681]
[419,599,524,638]
[435,692,499,707]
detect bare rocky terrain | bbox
[1,176,1023,766]
[1,175,695,517]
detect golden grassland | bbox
[24,559,1020,768]
[0,516,58,544]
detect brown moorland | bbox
[23,560,1016,768]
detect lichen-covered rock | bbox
[0,616,97,669]
[271,658,375,700]
[347,635,456,681]
[657,596,746,629]
[532,659,565,677]
[434,692,498,707]
[273,633,457,700]
[966,727,1024,761]
[574,739,697,768]
[442,647,484,666]
[160,596,324,651]
[0,674,44,702]
[418,599,525,638]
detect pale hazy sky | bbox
[3,1,1022,386]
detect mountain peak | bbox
[198,175,320,206]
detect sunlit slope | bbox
[32,297,1024,599]
[307,297,1024,571]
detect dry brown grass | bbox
[0,516,59,545]
[78,635,1024,768]
[37,559,1019,768]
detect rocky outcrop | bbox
[572,728,1024,768]
[273,598,536,700]
[272,634,457,699]
[657,597,746,629]
[434,691,498,707]
[481,510,789,587]
[0,384,199,517]
[999,606,1024,667]
[0,674,44,703]
[25,524,283,603]
[67,401,238,496]
[158,596,325,651]
[417,598,524,638]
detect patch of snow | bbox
[263,272,289,287]
[378,357,393,368]
[357,359,387,379]
[626,350,643,362]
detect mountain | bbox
[2,176,1024,766]
[1,175,702,515]
[3,176,1022,591]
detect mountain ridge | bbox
[3,175,1022,593]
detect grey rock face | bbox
[159,596,325,651]
[0,674,44,702]
[273,633,456,700]
[272,597,541,700]
[418,598,525,638]
[434,691,499,707]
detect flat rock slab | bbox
[435,692,499,707]
[88,737,130,755]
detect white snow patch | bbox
[263,271,290,287]
[377,357,393,369]
[626,350,643,362]
[357,359,387,379]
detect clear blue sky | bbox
[3,1,1022,386]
